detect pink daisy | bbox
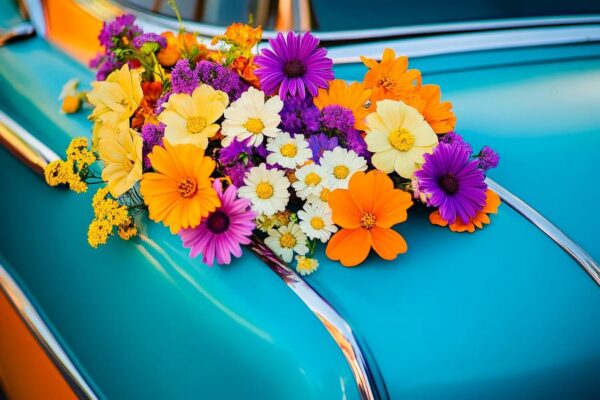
[180,180,256,266]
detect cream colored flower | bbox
[88,64,143,127]
[158,84,229,149]
[265,222,309,263]
[97,125,143,197]
[365,99,438,178]
[221,87,283,147]
[295,256,319,276]
[266,132,312,169]
[320,148,367,190]
[238,163,290,216]
[293,163,326,200]
[298,203,337,243]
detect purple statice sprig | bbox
[133,33,167,52]
[476,145,500,171]
[171,59,199,94]
[280,96,320,135]
[98,14,141,50]
[141,123,165,170]
[196,60,247,101]
[321,105,355,133]
[307,134,338,164]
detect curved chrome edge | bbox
[0,263,99,399]
[247,236,381,400]
[0,109,59,175]
[328,25,600,63]
[487,178,600,286]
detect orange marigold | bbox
[429,189,501,232]
[326,171,413,267]
[231,56,260,87]
[140,141,221,234]
[361,48,421,100]
[314,80,372,131]
[404,84,456,134]
[212,23,262,50]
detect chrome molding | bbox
[0,109,59,176]
[0,263,99,399]
[487,178,600,286]
[247,236,380,400]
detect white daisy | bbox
[221,87,283,147]
[265,222,309,263]
[266,132,312,169]
[297,203,338,243]
[293,163,326,200]
[307,186,332,208]
[295,256,319,276]
[320,148,367,190]
[238,163,290,216]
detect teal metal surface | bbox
[0,37,359,399]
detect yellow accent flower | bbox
[118,220,138,240]
[97,125,143,198]
[88,187,134,248]
[87,64,144,127]
[44,160,71,187]
[158,84,229,149]
[66,137,96,167]
[256,214,277,232]
[295,256,319,276]
[140,141,221,234]
[365,99,438,178]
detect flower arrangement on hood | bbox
[46,12,501,274]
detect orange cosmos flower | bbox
[212,23,263,51]
[314,80,372,131]
[404,84,457,134]
[429,189,501,232]
[140,141,221,234]
[231,56,260,87]
[326,171,413,267]
[361,48,421,100]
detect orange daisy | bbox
[140,141,221,234]
[429,189,501,233]
[361,48,421,99]
[326,171,413,267]
[313,80,372,131]
[405,84,457,134]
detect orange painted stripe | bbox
[0,289,77,400]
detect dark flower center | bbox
[206,210,230,234]
[283,59,306,78]
[439,174,459,195]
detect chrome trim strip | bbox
[0,263,99,399]
[0,109,59,176]
[328,25,600,63]
[77,1,600,42]
[22,0,46,37]
[247,236,380,400]
[487,178,600,286]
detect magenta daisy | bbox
[179,180,256,266]
[254,31,334,99]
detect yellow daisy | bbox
[365,99,438,178]
[158,84,229,149]
[97,125,143,197]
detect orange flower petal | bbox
[429,210,448,227]
[326,228,372,267]
[328,188,362,229]
[373,188,413,228]
[370,226,408,260]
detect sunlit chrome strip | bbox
[75,1,600,42]
[0,263,99,399]
[0,109,59,176]
[21,0,46,37]
[328,25,600,63]
[487,178,600,286]
[247,236,380,400]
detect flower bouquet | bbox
[46,13,500,274]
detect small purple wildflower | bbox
[141,123,165,169]
[440,131,473,154]
[171,59,199,94]
[89,52,123,81]
[155,91,171,114]
[345,129,370,161]
[280,97,321,135]
[133,33,167,50]
[477,146,500,171]
[223,163,251,187]
[98,14,140,49]
[321,105,355,133]
[219,138,267,165]
[196,61,246,101]
[307,134,338,163]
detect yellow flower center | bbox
[256,182,274,199]
[304,172,321,186]
[333,165,350,179]
[359,212,377,229]
[389,128,415,152]
[319,188,330,202]
[310,217,325,230]
[280,143,298,157]
[187,116,207,134]
[244,118,265,134]
[279,232,297,249]
[178,177,197,198]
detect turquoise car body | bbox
[1,2,600,398]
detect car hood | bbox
[308,46,600,398]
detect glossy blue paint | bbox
[0,37,359,399]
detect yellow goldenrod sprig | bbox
[88,187,138,248]
[44,137,99,193]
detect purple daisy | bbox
[254,32,334,99]
[477,146,500,171]
[179,180,256,266]
[308,134,338,163]
[415,142,487,224]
